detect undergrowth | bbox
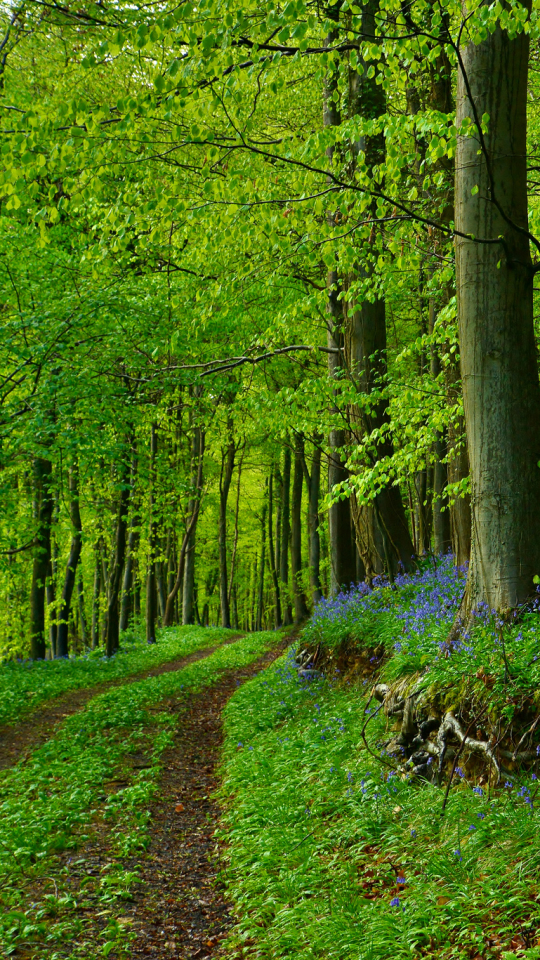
[220,561,540,960]
[0,624,232,725]
[0,628,282,958]
[220,650,540,960]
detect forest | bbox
[1,0,540,956]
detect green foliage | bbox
[0,625,230,725]
[0,627,282,956]
[220,647,540,959]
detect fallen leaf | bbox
[175,803,185,813]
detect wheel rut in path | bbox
[0,636,242,771]
[114,638,289,959]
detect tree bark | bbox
[219,422,235,629]
[91,544,101,649]
[77,573,88,646]
[164,431,204,626]
[30,456,54,660]
[106,449,131,656]
[291,434,309,621]
[345,0,415,576]
[256,494,267,631]
[146,424,158,645]
[119,478,139,634]
[57,463,83,657]
[455,5,540,617]
[268,468,282,627]
[279,446,293,625]
[323,11,357,596]
[182,423,204,625]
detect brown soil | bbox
[0,636,241,771]
[120,639,288,959]
[48,637,290,959]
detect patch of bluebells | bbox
[304,554,467,661]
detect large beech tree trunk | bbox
[446,359,472,567]
[324,14,357,596]
[30,456,54,660]
[56,463,83,658]
[346,0,415,576]
[455,7,540,616]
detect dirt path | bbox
[0,636,241,771]
[56,638,289,960]
[117,639,288,959]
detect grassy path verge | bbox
[0,629,237,770]
[0,626,233,727]
[220,648,540,960]
[0,628,286,958]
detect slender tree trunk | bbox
[105,461,131,656]
[256,498,267,631]
[119,490,139,634]
[308,440,322,604]
[268,468,282,627]
[182,423,204,625]
[146,424,158,645]
[455,5,540,617]
[291,435,309,621]
[219,423,235,629]
[30,456,54,660]
[446,358,472,566]
[228,440,245,608]
[280,446,293,625]
[164,431,204,626]
[57,463,83,658]
[77,573,88,646]
[91,545,101,649]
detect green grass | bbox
[220,649,540,960]
[0,624,232,726]
[0,628,283,958]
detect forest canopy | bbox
[0,0,538,659]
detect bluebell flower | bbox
[390,897,400,907]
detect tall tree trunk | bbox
[446,357,472,566]
[164,431,205,626]
[308,440,322,604]
[280,446,293,625]
[219,423,235,629]
[77,573,88,646]
[91,544,101,649]
[268,468,282,627]
[430,301,452,556]
[146,424,158,645]
[455,5,540,617]
[256,495,267,631]
[346,0,415,576]
[106,453,131,656]
[57,463,83,658]
[228,440,245,609]
[119,487,139,634]
[182,423,204,625]
[291,435,309,621]
[324,10,357,596]
[30,456,54,660]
